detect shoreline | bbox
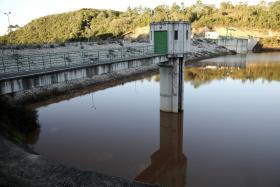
[253,46,280,53]
[259,47,280,52]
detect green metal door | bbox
[154,31,168,54]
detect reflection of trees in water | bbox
[185,63,280,88]
[135,112,187,187]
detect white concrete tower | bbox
[150,21,191,113]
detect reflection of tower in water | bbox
[135,111,187,187]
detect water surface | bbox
[31,52,280,187]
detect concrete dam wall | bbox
[0,55,168,95]
[217,38,248,54]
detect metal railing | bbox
[0,45,157,74]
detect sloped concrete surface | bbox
[0,136,160,187]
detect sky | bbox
[0,0,266,36]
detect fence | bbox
[0,45,155,74]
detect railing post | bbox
[49,53,52,68]
[28,56,31,71]
[16,58,19,72]
[63,53,66,66]
[42,56,45,70]
[2,57,5,73]
[67,52,70,65]
[121,48,123,59]
[82,51,85,63]
[97,51,99,63]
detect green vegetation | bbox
[192,0,280,30]
[0,97,39,145]
[0,0,279,45]
[0,8,150,44]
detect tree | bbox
[170,3,184,21]
[153,5,169,22]
[220,1,234,10]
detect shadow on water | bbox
[28,71,157,108]
[135,111,187,187]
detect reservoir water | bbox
[30,52,280,187]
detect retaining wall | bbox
[218,38,248,54]
[0,55,168,95]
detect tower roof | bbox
[150,21,191,26]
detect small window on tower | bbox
[174,30,178,40]
[151,31,152,40]
[186,30,189,40]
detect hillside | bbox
[0,8,151,44]
[0,1,279,46]
[0,9,137,44]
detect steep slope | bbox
[0,9,129,44]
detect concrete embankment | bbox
[0,136,160,187]
[9,50,230,104]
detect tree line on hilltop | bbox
[0,0,279,45]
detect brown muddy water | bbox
[30,52,280,187]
